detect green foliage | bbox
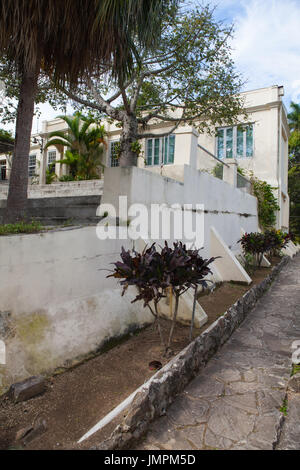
[292,364,300,376]
[288,102,300,239]
[280,398,288,416]
[239,230,291,266]
[0,62,69,125]
[288,164,300,240]
[0,1,177,122]
[58,175,76,182]
[239,232,269,267]
[241,252,256,276]
[63,3,245,163]
[0,220,43,235]
[45,113,106,180]
[288,102,300,132]
[264,229,291,257]
[251,177,280,230]
[237,166,245,176]
[109,242,216,353]
[289,130,300,167]
[213,163,223,179]
[130,141,143,158]
[46,164,57,185]
[0,127,14,144]
[133,4,245,132]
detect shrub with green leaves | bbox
[251,177,280,229]
[59,175,76,182]
[108,242,216,354]
[239,232,270,267]
[264,229,291,257]
[239,230,292,266]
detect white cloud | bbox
[229,0,300,106]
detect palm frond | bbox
[0,0,178,83]
[45,136,73,149]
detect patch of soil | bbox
[0,259,280,451]
[198,260,280,321]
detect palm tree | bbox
[0,0,176,222]
[288,102,300,166]
[45,114,106,180]
[288,102,300,132]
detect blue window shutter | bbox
[217,129,224,159]
[168,135,175,163]
[246,125,253,157]
[146,139,153,165]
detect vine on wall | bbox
[251,176,280,230]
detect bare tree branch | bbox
[138,107,187,139]
[130,76,144,113]
[87,77,125,121]
[107,77,134,103]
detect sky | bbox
[5,0,300,132]
[213,0,300,105]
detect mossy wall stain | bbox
[13,312,55,376]
[0,365,7,396]
[0,312,56,387]
[16,312,50,346]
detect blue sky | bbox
[29,0,300,131]
[211,0,300,108]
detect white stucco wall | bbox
[0,166,258,391]
[101,166,258,257]
[196,86,290,229]
[0,227,153,392]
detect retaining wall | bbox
[0,166,259,392]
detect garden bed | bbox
[0,257,284,450]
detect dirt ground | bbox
[0,260,280,450]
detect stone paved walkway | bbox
[136,256,300,450]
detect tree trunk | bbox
[4,65,40,223]
[166,291,180,353]
[119,115,139,167]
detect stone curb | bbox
[91,256,291,450]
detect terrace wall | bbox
[0,166,258,392]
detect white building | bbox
[1,85,290,230]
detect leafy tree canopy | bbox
[65,4,245,130]
[288,164,300,239]
[0,62,68,124]
[57,3,246,166]
[288,102,300,166]
[0,3,246,168]
[0,3,246,165]
[45,112,106,180]
[0,126,13,143]
[288,102,300,132]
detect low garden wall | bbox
[0,180,104,224]
[0,195,102,225]
[0,179,104,200]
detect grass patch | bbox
[280,398,288,416]
[292,364,300,376]
[0,220,43,235]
